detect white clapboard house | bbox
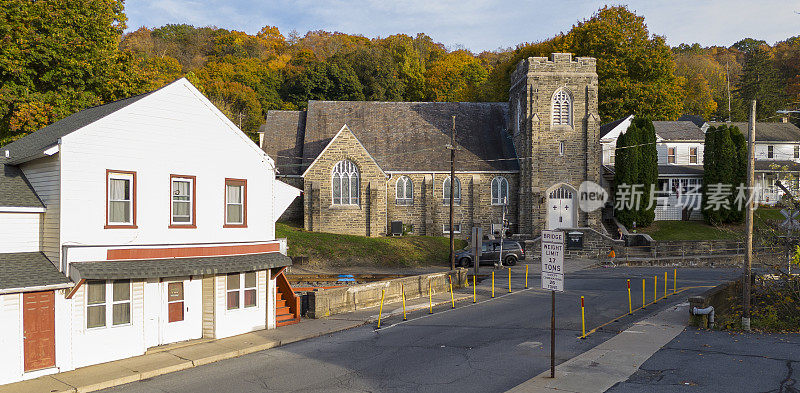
[600,115,800,221]
[0,78,300,385]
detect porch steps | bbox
[275,273,301,327]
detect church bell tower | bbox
[508,53,602,235]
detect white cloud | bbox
[124,0,800,51]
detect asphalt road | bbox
[103,266,740,393]
[606,328,800,393]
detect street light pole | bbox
[449,116,456,271]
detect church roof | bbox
[262,101,517,175]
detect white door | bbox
[159,278,202,345]
[548,186,574,229]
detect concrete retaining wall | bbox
[306,269,468,318]
[688,278,743,328]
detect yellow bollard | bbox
[472,275,476,303]
[674,268,677,293]
[492,271,495,298]
[652,275,657,302]
[525,264,529,289]
[580,296,586,339]
[627,279,632,314]
[402,285,407,321]
[428,281,433,314]
[377,289,385,328]
[508,268,512,293]
[664,271,668,298]
[449,275,455,309]
[642,278,646,309]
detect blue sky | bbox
[124,0,799,52]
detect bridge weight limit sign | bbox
[541,230,565,378]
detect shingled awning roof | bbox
[707,122,800,142]
[261,101,517,174]
[0,252,71,293]
[70,252,292,281]
[0,159,44,209]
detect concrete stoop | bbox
[506,303,689,393]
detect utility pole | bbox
[497,197,507,268]
[448,116,456,271]
[726,62,732,122]
[743,99,756,332]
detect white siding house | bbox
[0,78,300,385]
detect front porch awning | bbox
[70,252,292,281]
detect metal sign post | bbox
[541,230,565,378]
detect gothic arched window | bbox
[395,176,413,205]
[552,89,572,126]
[443,176,461,205]
[491,176,509,205]
[332,160,359,205]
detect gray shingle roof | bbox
[654,121,705,141]
[657,165,704,176]
[755,160,800,171]
[0,252,71,292]
[259,111,306,176]
[707,122,800,142]
[678,114,706,128]
[262,101,517,174]
[0,160,44,208]
[599,117,628,139]
[70,252,292,280]
[1,90,156,165]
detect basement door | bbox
[159,278,202,345]
[547,186,575,229]
[23,291,56,372]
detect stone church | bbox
[259,53,601,239]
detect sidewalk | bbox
[0,292,470,393]
[507,302,689,393]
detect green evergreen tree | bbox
[702,126,722,224]
[729,126,748,223]
[737,47,787,120]
[634,117,658,226]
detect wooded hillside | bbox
[1,2,798,146]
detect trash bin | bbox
[566,231,584,250]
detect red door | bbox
[167,282,184,323]
[23,291,56,371]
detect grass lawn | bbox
[637,208,784,241]
[276,222,467,268]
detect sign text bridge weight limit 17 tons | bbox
[541,230,565,378]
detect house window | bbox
[768,145,774,159]
[224,178,247,227]
[332,160,359,205]
[106,170,136,228]
[443,224,461,234]
[226,272,257,310]
[170,175,195,227]
[443,176,461,205]
[491,176,509,205]
[795,145,799,159]
[559,142,565,156]
[667,147,676,164]
[395,176,413,205]
[689,147,698,164]
[552,89,572,126]
[86,280,131,329]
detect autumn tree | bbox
[0,0,146,145]
[566,6,683,121]
[424,50,488,101]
